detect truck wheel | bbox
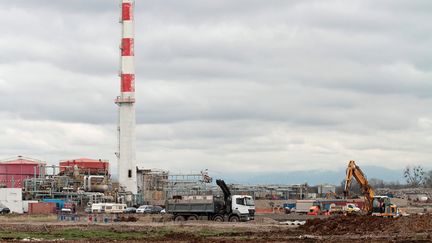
[187,215,198,221]
[174,215,185,222]
[229,216,240,222]
[213,215,224,222]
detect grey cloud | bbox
[1,0,116,13]
[0,0,431,176]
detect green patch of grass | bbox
[0,228,177,241]
[0,227,243,241]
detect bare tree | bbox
[404,165,425,187]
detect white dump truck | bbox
[166,179,255,222]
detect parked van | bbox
[91,203,126,213]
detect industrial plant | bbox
[0,0,431,242]
[0,155,309,213]
[0,0,426,218]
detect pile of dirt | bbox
[300,214,432,235]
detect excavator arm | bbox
[344,160,375,213]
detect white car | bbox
[136,205,153,214]
[344,203,361,213]
[61,208,72,213]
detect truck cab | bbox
[231,195,255,221]
[307,205,321,216]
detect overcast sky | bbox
[0,0,431,181]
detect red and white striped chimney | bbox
[120,0,135,95]
[116,0,137,195]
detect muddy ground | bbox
[0,214,431,242]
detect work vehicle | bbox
[308,203,347,216]
[166,179,255,222]
[344,160,400,217]
[329,204,344,215]
[0,206,10,214]
[136,205,152,214]
[136,205,155,213]
[125,207,137,214]
[344,203,361,214]
[149,205,163,214]
[371,196,399,217]
[283,203,296,214]
[307,201,362,216]
[91,203,126,213]
[295,200,320,214]
[137,205,163,214]
[307,205,330,216]
[60,208,72,214]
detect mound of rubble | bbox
[301,214,432,235]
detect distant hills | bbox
[215,165,405,186]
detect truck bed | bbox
[166,199,216,213]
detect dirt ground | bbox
[300,213,432,242]
[0,214,431,242]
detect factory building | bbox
[0,156,45,188]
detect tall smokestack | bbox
[115,0,137,194]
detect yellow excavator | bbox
[344,160,400,217]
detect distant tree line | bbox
[335,165,432,194]
[366,165,432,189]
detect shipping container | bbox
[28,202,56,214]
[42,199,65,210]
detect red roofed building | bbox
[0,156,45,188]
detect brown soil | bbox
[0,214,431,242]
[301,213,432,235]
